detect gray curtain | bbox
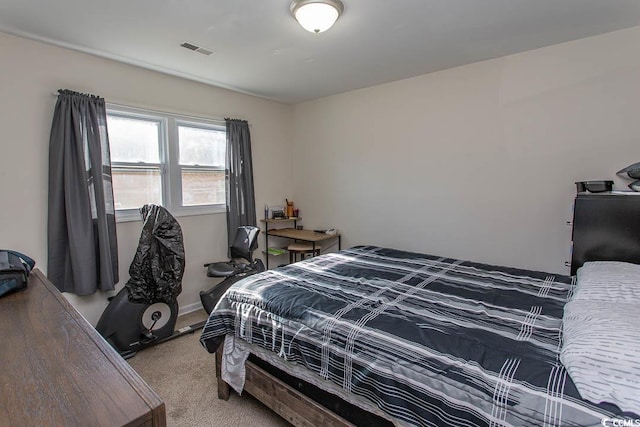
[225,119,256,249]
[48,89,119,295]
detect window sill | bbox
[115,205,226,223]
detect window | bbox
[108,114,163,210]
[107,106,226,221]
[177,123,226,206]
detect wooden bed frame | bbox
[215,346,356,427]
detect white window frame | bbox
[107,104,227,222]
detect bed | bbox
[200,244,639,426]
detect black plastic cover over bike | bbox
[125,204,185,304]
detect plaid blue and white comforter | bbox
[200,246,634,426]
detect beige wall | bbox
[292,26,640,275]
[0,32,293,324]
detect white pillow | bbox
[574,261,640,301]
[561,300,640,414]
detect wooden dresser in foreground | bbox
[0,269,166,427]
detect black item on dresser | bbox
[575,180,613,193]
[0,250,35,298]
[570,192,640,275]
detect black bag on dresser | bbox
[0,250,35,298]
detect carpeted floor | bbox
[127,310,291,427]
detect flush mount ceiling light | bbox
[290,0,344,34]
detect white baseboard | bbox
[178,301,204,316]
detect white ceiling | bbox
[1,0,640,104]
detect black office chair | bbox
[200,226,265,314]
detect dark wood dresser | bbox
[570,192,640,275]
[0,269,166,427]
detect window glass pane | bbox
[181,169,225,206]
[108,115,160,163]
[112,168,162,210]
[178,125,225,167]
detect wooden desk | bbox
[0,269,166,427]
[265,228,341,269]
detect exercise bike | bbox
[96,204,203,359]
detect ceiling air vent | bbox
[180,42,214,56]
